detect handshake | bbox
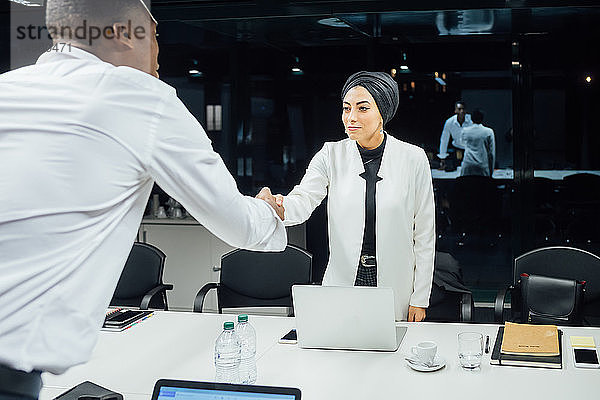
[256,187,285,221]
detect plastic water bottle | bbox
[236,314,257,384]
[214,321,240,383]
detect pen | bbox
[485,335,490,354]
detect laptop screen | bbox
[152,380,300,400]
[156,387,296,400]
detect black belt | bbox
[0,364,42,399]
[359,254,377,267]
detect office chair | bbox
[494,246,600,326]
[426,252,474,323]
[193,245,312,316]
[111,242,173,310]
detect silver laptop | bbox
[292,285,407,351]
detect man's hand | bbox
[408,306,426,322]
[256,187,285,221]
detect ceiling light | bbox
[9,0,43,5]
[188,69,204,78]
[317,18,350,28]
[291,57,303,75]
[585,76,592,84]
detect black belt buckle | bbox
[360,254,376,267]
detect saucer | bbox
[405,355,446,372]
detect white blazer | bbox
[283,135,435,320]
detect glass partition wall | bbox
[148,3,600,307]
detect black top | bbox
[357,133,387,257]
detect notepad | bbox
[500,322,560,356]
[570,336,596,348]
[491,326,563,369]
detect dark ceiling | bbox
[147,2,600,78]
[2,1,600,77]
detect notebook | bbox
[291,285,407,351]
[490,326,563,369]
[151,379,301,400]
[102,308,153,332]
[500,322,559,356]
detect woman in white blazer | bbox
[264,71,435,321]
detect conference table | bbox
[430,168,600,180]
[40,311,600,400]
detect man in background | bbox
[437,100,473,170]
[460,109,496,177]
[0,1,285,397]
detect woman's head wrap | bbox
[341,71,399,126]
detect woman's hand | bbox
[274,194,284,207]
[408,306,426,322]
[256,187,285,221]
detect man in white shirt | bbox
[460,109,496,177]
[0,1,285,397]
[437,100,473,169]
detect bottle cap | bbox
[224,321,234,330]
[238,314,248,323]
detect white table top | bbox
[41,312,294,399]
[431,168,600,180]
[41,312,600,400]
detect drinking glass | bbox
[458,332,483,369]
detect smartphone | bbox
[278,329,297,344]
[105,310,141,326]
[573,348,600,369]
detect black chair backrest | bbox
[514,246,600,320]
[427,251,472,322]
[112,242,167,309]
[564,173,600,197]
[217,245,312,311]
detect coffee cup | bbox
[411,341,437,365]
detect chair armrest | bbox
[460,293,474,322]
[494,287,508,323]
[140,284,174,310]
[193,283,219,313]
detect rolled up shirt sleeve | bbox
[410,150,435,308]
[146,92,286,251]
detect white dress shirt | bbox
[282,136,435,320]
[460,123,496,177]
[0,47,286,374]
[437,114,473,159]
